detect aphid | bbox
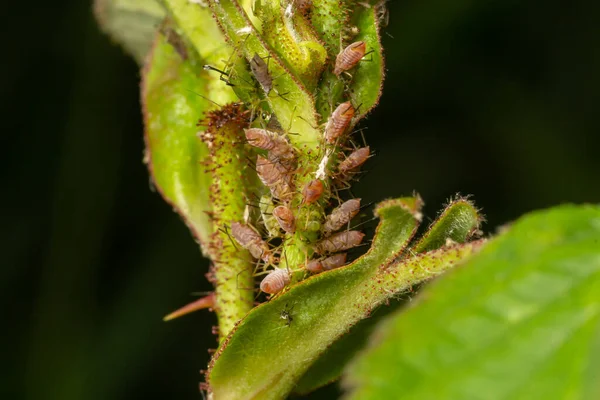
[324,198,361,235]
[334,41,367,76]
[230,221,272,262]
[245,128,294,160]
[305,253,347,274]
[324,102,355,144]
[256,156,294,201]
[260,268,291,294]
[338,146,370,175]
[313,230,365,254]
[302,179,324,204]
[273,205,296,233]
[250,53,273,94]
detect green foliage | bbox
[294,197,483,393]
[344,205,600,400]
[142,32,214,252]
[208,197,483,399]
[95,1,600,399]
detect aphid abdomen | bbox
[305,259,323,273]
[321,253,347,270]
[302,179,324,204]
[245,128,294,162]
[256,156,294,201]
[305,253,348,274]
[250,54,273,94]
[324,102,355,144]
[334,41,367,76]
[338,146,370,175]
[230,221,272,262]
[324,198,361,235]
[273,205,296,233]
[260,268,291,294]
[314,230,365,253]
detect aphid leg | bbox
[220,225,240,250]
[235,267,258,291]
[185,89,223,108]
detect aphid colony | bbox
[230,109,369,294]
[224,14,370,295]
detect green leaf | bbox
[293,296,406,395]
[208,197,482,399]
[349,3,385,120]
[160,0,241,105]
[94,0,165,64]
[206,0,322,150]
[208,197,421,399]
[294,196,482,394]
[412,196,481,253]
[141,32,214,253]
[344,205,600,400]
[315,2,386,122]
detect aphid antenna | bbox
[349,216,378,231]
[219,225,240,250]
[362,49,375,61]
[235,267,260,292]
[296,114,320,130]
[203,64,230,76]
[359,200,376,211]
[185,89,223,108]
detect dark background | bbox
[3,0,599,399]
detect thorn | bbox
[163,293,216,321]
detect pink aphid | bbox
[305,253,347,274]
[334,41,366,76]
[260,268,291,294]
[256,156,294,201]
[324,102,355,144]
[302,179,324,204]
[338,147,370,175]
[244,128,294,160]
[324,198,361,235]
[230,221,272,262]
[314,230,365,254]
[273,205,296,233]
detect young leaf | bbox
[207,197,422,399]
[294,197,482,394]
[208,197,483,399]
[94,0,165,64]
[412,196,481,253]
[344,205,600,400]
[141,32,214,253]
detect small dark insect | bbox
[250,53,273,94]
[324,102,355,144]
[302,179,324,204]
[245,128,295,161]
[324,198,361,235]
[334,41,366,76]
[305,253,348,274]
[313,230,365,254]
[230,221,273,262]
[273,205,296,233]
[260,268,291,294]
[280,303,294,326]
[338,146,370,175]
[256,156,294,201]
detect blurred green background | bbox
[3,0,599,399]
